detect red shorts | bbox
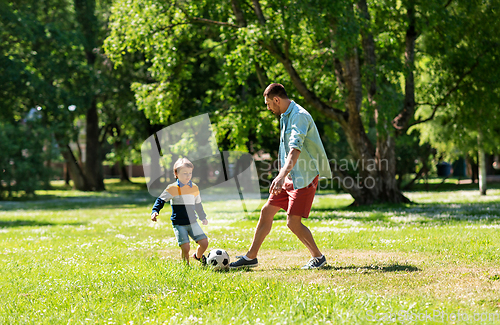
[268,175,319,218]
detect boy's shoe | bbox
[193,253,207,266]
[229,256,258,269]
[301,255,327,269]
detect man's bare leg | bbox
[286,214,322,258]
[245,203,281,259]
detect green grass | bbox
[1,180,500,324]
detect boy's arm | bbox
[151,197,165,221]
[194,193,208,225]
[150,186,174,221]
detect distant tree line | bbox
[2,0,500,201]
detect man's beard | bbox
[272,106,281,118]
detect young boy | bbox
[150,157,209,265]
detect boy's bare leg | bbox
[180,242,191,264]
[195,238,208,258]
[286,214,322,257]
[245,203,281,259]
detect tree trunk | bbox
[111,130,131,183]
[478,130,487,195]
[335,49,409,205]
[60,144,92,190]
[335,121,410,205]
[75,0,105,191]
[119,163,131,182]
[84,99,105,191]
[465,154,478,182]
[64,163,70,185]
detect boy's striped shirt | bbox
[152,180,207,225]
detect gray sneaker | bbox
[301,255,327,269]
[229,256,258,269]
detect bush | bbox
[0,118,54,199]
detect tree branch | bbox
[99,123,113,145]
[415,102,440,107]
[175,4,240,29]
[357,0,377,104]
[190,16,240,28]
[252,0,266,25]
[251,0,346,123]
[406,55,483,130]
[392,0,418,132]
[231,0,247,27]
[259,40,347,124]
[155,22,191,33]
[334,58,346,92]
[254,61,268,89]
[402,164,428,191]
[228,0,268,88]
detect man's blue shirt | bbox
[279,100,332,189]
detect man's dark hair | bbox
[263,83,288,99]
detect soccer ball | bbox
[206,249,230,270]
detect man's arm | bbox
[270,148,301,195]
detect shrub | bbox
[0,118,54,199]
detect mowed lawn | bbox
[1,180,500,324]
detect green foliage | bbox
[395,129,433,182]
[0,117,54,198]
[0,0,82,122]
[1,0,151,188]
[5,0,500,199]
[103,0,484,165]
[415,0,500,159]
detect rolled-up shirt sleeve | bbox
[288,114,310,151]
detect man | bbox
[230,83,332,270]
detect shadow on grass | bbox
[245,203,500,223]
[325,264,420,273]
[231,263,420,273]
[315,180,500,195]
[0,220,86,228]
[48,180,148,193]
[405,181,500,193]
[0,192,153,211]
[305,201,500,224]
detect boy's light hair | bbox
[173,157,194,178]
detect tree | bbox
[415,0,500,195]
[1,0,148,191]
[0,0,81,194]
[0,115,55,198]
[104,0,500,204]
